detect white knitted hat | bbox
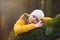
[30,9,45,20]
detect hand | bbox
[34,21,43,28]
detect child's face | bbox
[28,15,39,24]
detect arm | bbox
[14,14,35,35]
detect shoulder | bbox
[20,13,30,18]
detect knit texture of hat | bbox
[30,9,45,20]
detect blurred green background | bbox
[0,0,60,40]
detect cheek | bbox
[33,20,38,23]
[28,18,32,23]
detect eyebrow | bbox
[32,15,36,17]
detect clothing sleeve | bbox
[41,17,52,22]
[14,14,35,35]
